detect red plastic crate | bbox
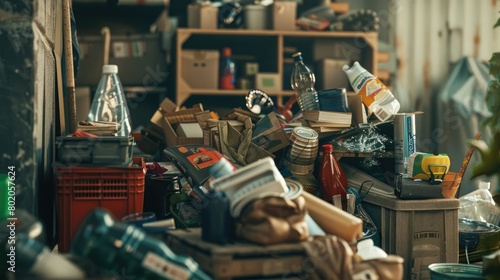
[55,157,146,252]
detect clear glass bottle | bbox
[320,144,348,210]
[219,47,236,89]
[291,52,320,112]
[86,65,132,136]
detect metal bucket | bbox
[428,263,483,280]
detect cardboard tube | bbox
[302,191,363,243]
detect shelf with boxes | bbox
[175,28,378,107]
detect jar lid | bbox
[292,127,318,140]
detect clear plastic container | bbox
[459,181,500,225]
[291,52,320,112]
[342,61,400,121]
[86,65,132,136]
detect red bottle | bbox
[320,144,348,210]
[219,47,236,89]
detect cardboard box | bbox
[313,39,361,62]
[315,58,351,90]
[148,98,205,147]
[175,123,203,138]
[272,1,297,31]
[181,50,220,89]
[346,92,367,126]
[245,62,259,76]
[162,116,204,147]
[255,73,282,91]
[251,112,289,153]
[187,3,218,30]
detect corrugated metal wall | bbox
[391,0,500,193]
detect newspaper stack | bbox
[77,121,119,136]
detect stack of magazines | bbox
[77,121,118,136]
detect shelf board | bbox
[186,89,295,96]
[177,28,377,39]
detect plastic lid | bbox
[222,47,232,57]
[292,52,303,61]
[102,64,118,74]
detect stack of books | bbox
[302,110,352,133]
[77,121,119,136]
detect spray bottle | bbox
[343,62,400,121]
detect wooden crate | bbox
[165,228,308,279]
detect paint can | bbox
[394,113,416,177]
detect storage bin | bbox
[56,136,134,166]
[55,157,146,252]
[362,193,460,280]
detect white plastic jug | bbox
[343,61,400,121]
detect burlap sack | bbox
[235,195,309,245]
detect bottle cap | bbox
[292,52,303,61]
[102,64,118,74]
[222,47,232,57]
[322,144,333,153]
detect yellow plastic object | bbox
[408,153,451,180]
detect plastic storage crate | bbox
[55,136,134,166]
[362,193,459,280]
[55,157,146,253]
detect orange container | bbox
[55,157,146,252]
[440,171,462,199]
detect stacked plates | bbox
[281,127,319,174]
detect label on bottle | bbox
[355,76,391,108]
[142,252,190,280]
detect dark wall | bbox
[0,0,58,246]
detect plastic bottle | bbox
[320,144,348,210]
[87,64,132,136]
[342,61,400,121]
[291,52,320,112]
[219,47,236,89]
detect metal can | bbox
[284,127,319,166]
[394,113,416,177]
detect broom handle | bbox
[63,0,77,133]
[101,27,111,66]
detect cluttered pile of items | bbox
[4,16,500,280]
[5,44,499,279]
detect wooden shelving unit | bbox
[175,28,378,107]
